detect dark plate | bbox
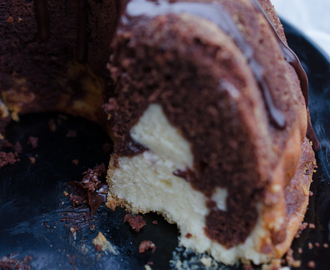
[0,20,330,270]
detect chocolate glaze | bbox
[34,0,50,42]
[251,0,320,151]
[77,0,88,63]
[122,0,286,129]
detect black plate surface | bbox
[0,20,330,270]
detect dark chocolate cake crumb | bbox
[66,130,77,138]
[138,241,156,253]
[124,214,146,232]
[70,195,84,206]
[185,233,192,239]
[69,163,108,216]
[27,136,38,148]
[72,159,79,165]
[0,152,16,168]
[48,119,56,132]
[0,140,13,149]
[0,254,33,270]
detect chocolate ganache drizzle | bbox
[122,0,286,130]
[34,0,50,42]
[250,0,320,151]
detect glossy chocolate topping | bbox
[251,0,320,151]
[77,0,88,63]
[34,0,50,42]
[122,0,286,129]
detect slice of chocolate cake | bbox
[105,0,317,265]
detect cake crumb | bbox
[308,243,313,249]
[291,260,301,268]
[0,152,16,168]
[144,265,152,270]
[105,197,124,210]
[124,214,146,232]
[298,247,303,254]
[63,191,69,197]
[185,233,192,239]
[309,223,315,229]
[72,159,79,165]
[49,119,56,132]
[66,130,77,138]
[200,257,212,267]
[0,254,33,270]
[309,191,314,196]
[285,248,301,267]
[147,261,153,265]
[70,226,78,240]
[28,136,38,148]
[29,157,35,164]
[139,241,156,253]
[307,261,315,268]
[295,222,308,238]
[324,243,329,248]
[152,220,158,225]
[70,194,84,206]
[315,242,320,247]
[92,232,117,255]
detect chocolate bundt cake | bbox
[0,0,118,135]
[0,0,319,266]
[105,0,318,265]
